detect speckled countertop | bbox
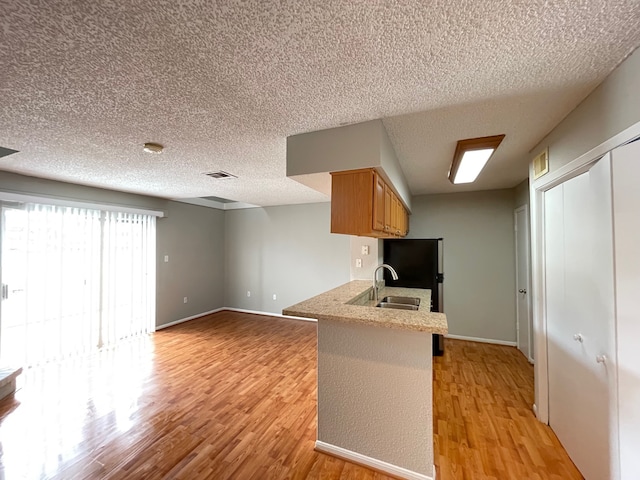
[283,280,448,334]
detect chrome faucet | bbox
[372,264,398,302]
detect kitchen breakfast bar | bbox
[283,280,448,480]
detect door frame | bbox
[530,120,640,424]
[514,204,533,363]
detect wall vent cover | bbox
[205,171,237,179]
[533,148,549,179]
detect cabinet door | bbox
[384,184,392,234]
[399,205,408,236]
[390,194,399,235]
[372,173,385,232]
[331,170,375,236]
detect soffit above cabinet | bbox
[287,120,411,211]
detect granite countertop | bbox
[282,280,448,334]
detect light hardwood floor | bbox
[434,340,583,480]
[0,311,582,479]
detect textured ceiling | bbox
[1,0,639,206]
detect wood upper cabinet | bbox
[383,182,393,233]
[331,168,409,238]
[373,173,386,232]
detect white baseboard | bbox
[444,334,516,347]
[156,307,317,330]
[315,441,434,480]
[155,308,225,330]
[224,307,317,323]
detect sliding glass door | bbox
[0,202,155,367]
[1,204,29,365]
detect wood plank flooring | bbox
[0,311,582,479]
[434,340,583,480]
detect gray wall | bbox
[514,179,529,209]
[0,171,166,212]
[0,171,226,328]
[318,319,433,475]
[156,201,225,327]
[224,202,350,314]
[349,236,382,281]
[287,120,412,209]
[408,190,516,342]
[532,47,640,172]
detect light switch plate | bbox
[356,258,362,268]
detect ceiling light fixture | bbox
[143,142,164,154]
[448,134,505,184]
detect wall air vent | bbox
[533,148,549,179]
[205,171,237,179]
[0,146,19,159]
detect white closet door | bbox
[611,140,640,479]
[545,155,616,480]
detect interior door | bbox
[515,205,532,362]
[544,156,616,479]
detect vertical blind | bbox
[1,203,156,367]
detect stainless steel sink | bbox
[380,296,420,306]
[376,302,419,311]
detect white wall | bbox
[407,190,516,343]
[224,202,350,313]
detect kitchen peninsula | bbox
[283,280,447,480]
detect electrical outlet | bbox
[183,297,188,303]
[164,255,169,262]
[356,258,362,268]
[247,291,251,297]
[272,294,277,300]
[361,245,369,255]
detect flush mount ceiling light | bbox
[143,142,164,154]
[448,134,505,184]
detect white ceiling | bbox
[1,0,639,206]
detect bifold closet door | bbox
[544,155,616,480]
[611,139,640,478]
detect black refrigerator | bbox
[383,238,445,356]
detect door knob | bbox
[518,289,527,294]
[573,333,584,343]
[596,354,607,364]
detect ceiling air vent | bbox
[205,171,237,179]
